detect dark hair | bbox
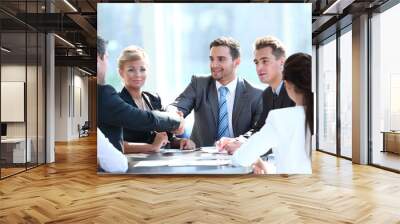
[209,37,240,60]
[254,36,286,59]
[97,36,108,59]
[283,53,313,135]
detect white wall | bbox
[54,67,89,141]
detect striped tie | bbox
[217,86,230,140]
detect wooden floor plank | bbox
[0,135,400,223]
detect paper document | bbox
[125,153,149,159]
[200,146,228,154]
[160,148,199,154]
[133,159,231,167]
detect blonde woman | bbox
[117,45,195,153]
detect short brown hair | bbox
[254,36,286,59]
[209,37,240,60]
[97,36,108,59]
[118,45,148,70]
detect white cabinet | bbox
[1,138,31,163]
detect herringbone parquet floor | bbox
[1,135,400,223]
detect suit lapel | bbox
[142,93,155,110]
[207,79,219,127]
[276,83,288,108]
[232,78,248,135]
[121,87,138,108]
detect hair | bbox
[209,37,240,60]
[97,36,108,59]
[117,45,148,70]
[253,36,286,59]
[283,53,313,137]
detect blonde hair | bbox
[253,36,286,59]
[117,45,148,70]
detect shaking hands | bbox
[172,110,185,135]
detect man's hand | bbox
[252,158,268,175]
[179,139,196,150]
[172,111,185,135]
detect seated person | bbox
[217,36,295,154]
[117,45,196,153]
[230,53,313,174]
[97,37,184,153]
[97,128,128,173]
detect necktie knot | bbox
[218,86,228,98]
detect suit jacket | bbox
[250,83,295,134]
[171,75,263,147]
[119,87,169,144]
[97,84,180,151]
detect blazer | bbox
[232,106,312,174]
[97,84,180,151]
[119,87,167,144]
[171,75,263,147]
[250,83,295,134]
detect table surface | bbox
[122,148,253,175]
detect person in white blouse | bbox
[230,53,313,174]
[97,128,128,173]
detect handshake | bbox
[166,110,185,135]
[171,110,185,135]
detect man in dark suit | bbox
[169,37,263,147]
[218,36,295,154]
[97,36,184,151]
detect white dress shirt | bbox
[216,77,238,137]
[273,80,284,95]
[231,106,312,174]
[97,128,128,173]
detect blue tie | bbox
[217,86,230,140]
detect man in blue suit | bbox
[169,37,263,147]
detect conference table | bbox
[123,147,253,175]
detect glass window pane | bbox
[38,33,45,165]
[27,32,38,169]
[371,3,400,171]
[340,29,352,158]
[318,37,337,154]
[1,30,28,177]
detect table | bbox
[123,148,253,175]
[381,131,400,154]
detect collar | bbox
[215,76,238,95]
[273,80,284,95]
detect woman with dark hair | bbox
[231,53,313,174]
